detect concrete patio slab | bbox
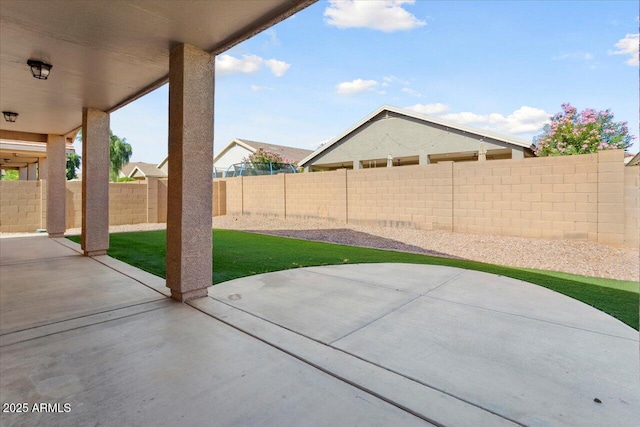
[427,269,638,340]
[0,255,164,334]
[1,302,428,427]
[1,237,638,427]
[208,263,640,427]
[208,267,417,343]
[300,263,466,295]
[333,296,639,427]
[0,235,76,265]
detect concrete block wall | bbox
[1,150,636,249]
[213,180,227,217]
[623,165,639,248]
[224,177,243,215]
[218,150,637,248]
[452,154,599,240]
[66,181,83,228]
[108,182,147,225]
[157,179,168,223]
[241,174,285,218]
[0,181,43,232]
[347,163,453,230]
[286,169,347,222]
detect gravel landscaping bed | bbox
[4,217,636,281]
[213,215,639,282]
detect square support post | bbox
[166,43,214,301]
[81,108,110,256]
[46,134,66,237]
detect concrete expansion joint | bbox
[424,295,639,342]
[190,296,524,427]
[421,271,466,296]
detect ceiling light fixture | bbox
[27,59,52,80]
[2,111,18,122]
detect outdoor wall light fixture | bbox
[27,59,52,80]
[2,111,18,122]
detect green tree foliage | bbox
[1,170,19,180]
[534,103,634,156]
[109,131,132,182]
[66,153,81,180]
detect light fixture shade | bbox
[2,111,18,122]
[27,59,52,80]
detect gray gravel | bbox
[213,215,639,282]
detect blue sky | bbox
[105,0,638,164]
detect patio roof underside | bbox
[0,0,315,137]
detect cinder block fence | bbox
[218,150,638,248]
[0,150,637,248]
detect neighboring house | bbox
[1,136,75,180]
[213,138,313,177]
[299,105,536,172]
[624,152,639,166]
[119,162,160,179]
[127,163,167,180]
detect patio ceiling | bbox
[0,0,315,137]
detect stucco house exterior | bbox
[213,138,313,176]
[299,105,536,171]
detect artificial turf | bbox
[68,229,639,329]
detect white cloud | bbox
[440,106,550,135]
[405,103,450,115]
[324,0,426,32]
[216,54,263,75]
[609,33,639,66]
[216,54,291,77]
[401,87,422,97]
[264,59,291,77]
[336,78,378,95]
[250,85,275,91]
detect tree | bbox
[109,131,132,181]
[66,153,81,180]
[245,148,287,165]
[534,103,634,156]
[1,170,19,180]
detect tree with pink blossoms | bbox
[534,103,634,156]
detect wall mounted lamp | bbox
[27,59,52,80]
[2,111,18,122]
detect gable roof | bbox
[298,105,536,167]
[120,162,156,177]
[625,152,640,166]
[213,138,313,164]
[128,163,167,178]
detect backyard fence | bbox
[1,150,637,248]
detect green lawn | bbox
[68,229,639,329]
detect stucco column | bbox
[166,43,214,302]
[81,108,110,256]
[27,163,38,180]
[46,134,66,237]
[39,158,48,180]
[19,167,27,180]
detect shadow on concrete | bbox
[247,228,463,259]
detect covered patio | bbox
[1,1,639,426]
